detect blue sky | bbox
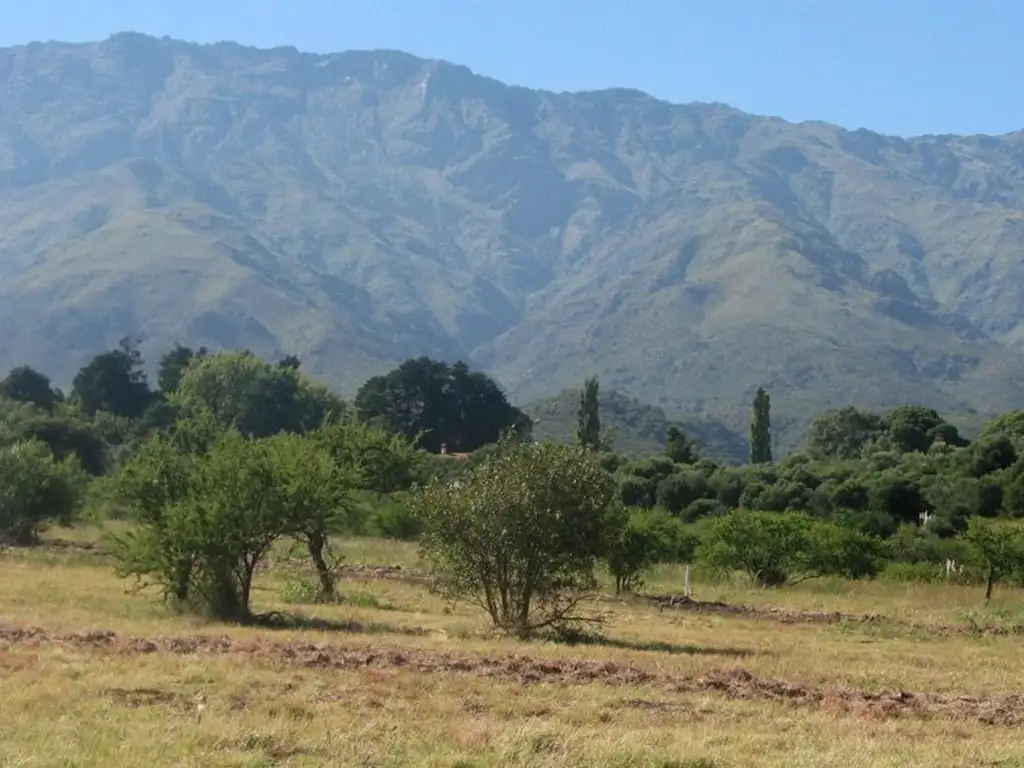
[1,0,1020,137]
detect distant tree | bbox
[805,406,885,459]
[71,337,152,419]
[885,405,961,454]
[577,376,601,451]
[413,437,615,636]
[0,402,107,476]
[171,350,345,438]
[0,366,60,412]
[157,344,207,395]
[665,425,699,464]
[702,509,810,586]
[604,506,689,594]
[749,387,773,464]
[277,354,301,370]
[355,357,530,453]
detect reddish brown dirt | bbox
[2,622,1023,726]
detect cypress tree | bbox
[577,376,601,451]
[749,386,773,464]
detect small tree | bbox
[0,440,86,545]
[413,437,615,636]
[577,376,601,451]
[749,387,773,464]
[111,428,352,619]
[604,506,688,594]
[0,366,60,412]
[964,517,1024,601]
[701,508,810,586]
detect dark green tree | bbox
[0,366,60,412]
[71,337,152,419]
[749,386,773,464]
[577,375,601,451]
[355,357,530,453]
[157,344,207,395]
[665,425,699,464]
[805,406,885,459]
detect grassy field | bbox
[3,526,1024,767]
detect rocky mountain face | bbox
[2,32,1024,451]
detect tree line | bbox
[4,340,1024,636]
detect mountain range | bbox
[2,32,1024,454]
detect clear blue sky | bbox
[1,0,1020,137]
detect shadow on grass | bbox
[250,610,432,637]
[545,630,757,658]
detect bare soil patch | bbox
[2,621,1023,727]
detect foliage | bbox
[412,437,615,636]
[749,387,772,464]
[110,427,353,619]
[0,439,86,545]
[577,376,602,451]
[355,357,531,454]
[963,517,1024,600]
[171,350,346,437]
[701,509,810,586]
[665,426,699,464]
[71,337,152,419]
[0,366,61,412]
[604,506,691,593]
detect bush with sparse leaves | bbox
[412,437,615,636]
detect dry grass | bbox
[2,525,1024,767]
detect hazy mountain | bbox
[3,32,1024,452]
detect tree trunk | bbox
[985,569,995,601]
[306,529,335,601]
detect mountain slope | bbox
[2,33,1024,451]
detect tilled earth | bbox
[2,621,1023,728]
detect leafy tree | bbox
[0,366,60,412]
[157,344,207,394]
[964,517,1024,600]
[886,405,965,454]
[804,522,882,579]
[0,440,86,545]
[604,506,688,593]
[71,337,152,418]
[0,402,107,476]
[355,357,530,453]
[749,387,772,464]
[805,406,885,459]
[311,419,423,495]
[655,470,707,514]
[412,437,615,636]
[665,426,699,464]
[577,376,601,451]
[702,509,810,586]
[111,428,352,618]
[172,351,345,438]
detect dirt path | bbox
[3,621,1023,727]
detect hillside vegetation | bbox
[3,33,1024,447]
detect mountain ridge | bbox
[2,32,1024,452]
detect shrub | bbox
[804,521,882,579]
[412,437,615,636]
[700,509,812,587]
[0,439,86,545]
[111,428,353,620]
[604,506,686,593]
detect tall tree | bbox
[665,425,698,464]
[749,386,772,464]
[577,376,601,451]
[71,337,152,419]
[0,366,60,412]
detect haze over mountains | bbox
[2,32,1024,453]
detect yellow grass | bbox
[2,524,1024,767]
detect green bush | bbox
[604,506,686,593]
[0,439,87,545]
